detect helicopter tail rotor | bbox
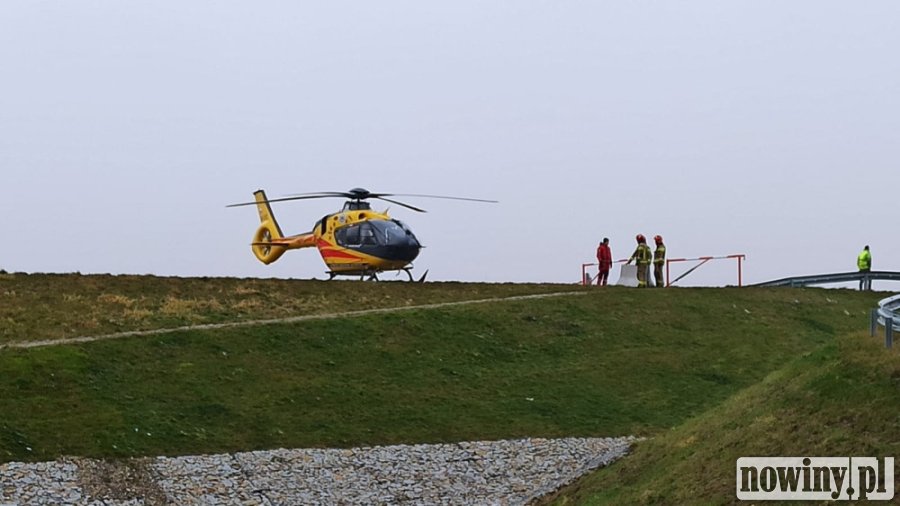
[250,190,287,264]
[252,222,288,264]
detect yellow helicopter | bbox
[228,188,496,281]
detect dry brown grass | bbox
[232,298,266,312]
[231,285,263,296]
[97,294,136,307]
[123,308,155,321]
[0,273,583,344]
[159,297,224,318]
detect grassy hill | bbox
[0,273,892,504]
[0,272,578,344]
[546,331,900,505]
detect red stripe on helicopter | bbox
[319,248,362,260]
[316,239,363,260]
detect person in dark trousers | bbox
[653,235,666,287]
[627,234,652,287]
[596,238,613,286]
[858,245,872,291]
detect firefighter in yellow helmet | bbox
[627,234,652,287]
[653,235,666,287]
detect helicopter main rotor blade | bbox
[228,189,498,208]
[284,192,355,198]
[226,194,346,208]
[372,193,498,203]
[374,196,427,213]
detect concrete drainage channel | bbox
[0,436,635,505]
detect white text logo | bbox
[736,457,894,501]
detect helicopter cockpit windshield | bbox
[374,220,420,247]
[335,220,420,248]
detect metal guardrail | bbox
[752,271,900,288]
[753,271,900,349]
[877,294,900,325]
[870,294,899,348]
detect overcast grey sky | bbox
[1,2,897,285]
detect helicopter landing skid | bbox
[324,270,381,281]
[398,267,428,282]
[325,268,427,282]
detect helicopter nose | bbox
[389,244,420,262]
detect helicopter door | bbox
[335,222,380,246]
[335,224,361,247]
[359,223,378,245]
[318,215,330,234]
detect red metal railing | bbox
[666,254,746,287]
[581,254,746,287]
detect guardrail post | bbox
[871,309,879,337]
[887,318,894,349]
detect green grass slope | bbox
[0,272,580,344]
[548,327,900,505]
[0,275,881,470]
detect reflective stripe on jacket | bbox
[653,245,666,265]
[631,244,652,265]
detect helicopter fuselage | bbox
[313,202,421,275]
[234,187,494,280]
[246,191,421,277]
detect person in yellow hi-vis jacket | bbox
[857,245,872,291]
[627,234,653,287]
[653,235,666,287]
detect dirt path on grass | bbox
[1,291,585,350]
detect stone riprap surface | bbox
[0,436,634,505]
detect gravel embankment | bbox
[0,436,634,505]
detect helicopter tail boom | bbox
[251,232,316,260]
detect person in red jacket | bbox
[596,237,613,286]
